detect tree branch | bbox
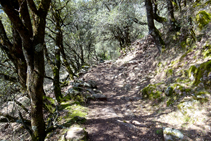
[0,112,31,126]
[26,0,38,15]
[44,75,54,81]
[14,99,29,113]
[0,1,31,44]
[18,111,32,136]
[131,18,148,25]
[0,73,18,82]
[19,0,33,37]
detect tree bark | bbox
[145,0,165,52]
[0,0,51,140]
[53,10,63,103]
[167,0,180,31]
[0,20,27,89]
[152,0,167,24]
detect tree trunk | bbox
[60,47,76,79]
[152,0,167,23]
[0,19,27,89]
[145,0,165,52]
[27,49,46,141]
[167,0,180,31]
[53,14,63,103]
[0,1,51,140]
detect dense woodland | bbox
[0,0,211,140]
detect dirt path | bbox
[82,36,211,141]
[83,42,164,141]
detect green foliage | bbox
[166,98,174,107]
[92,0,147,58]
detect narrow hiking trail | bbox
[82,38,165,141]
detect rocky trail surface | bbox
[83,39,165,141]
[82,36,211,141]
[1,36,211,141]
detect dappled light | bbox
[0,0,211,141]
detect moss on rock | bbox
[191,60,211,86]
[193,91,209,104]
[165,69,174,77]
[141,84,163,100]
[202,43,211,58]
[195,10,211,30]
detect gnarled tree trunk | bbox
[0,0,51,140]
[145,0,165,52]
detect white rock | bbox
[65,127,87,141]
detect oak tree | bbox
[0,0,51,140]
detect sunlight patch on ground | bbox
[115,52,136,66]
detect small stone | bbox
[165,86,173,96]
[65,127,88,141]
[125,109,134,117]
[163,127,184,141]
[99,58,104,63]
[83,82,91,87]
[92,93,107,101]
[87,80,97,88]
[135,86,140,89]
[132,120,142,126]
[134,67,139,71]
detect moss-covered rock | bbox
[177,100,197,115]
[202,43,211,58]
[172,83,191,95]
[165,69,174,77]
[189,60,211,86]
[59,102,87,124]
[193,91,210,104]
[141,84,163,100]
[163,127,184,141]
[195,10,211,30]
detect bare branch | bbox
[19,0,33,37]
[18,111,32,136]
[0,112,31,126]
[132,18,147,25]
[0,1,31,44]
[0,72,18,82]
[14,99,29,113]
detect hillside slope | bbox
[0,1,211,141]
[81,30,211,140]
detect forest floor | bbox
[0,35,211,141]
[82,36,211,141]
